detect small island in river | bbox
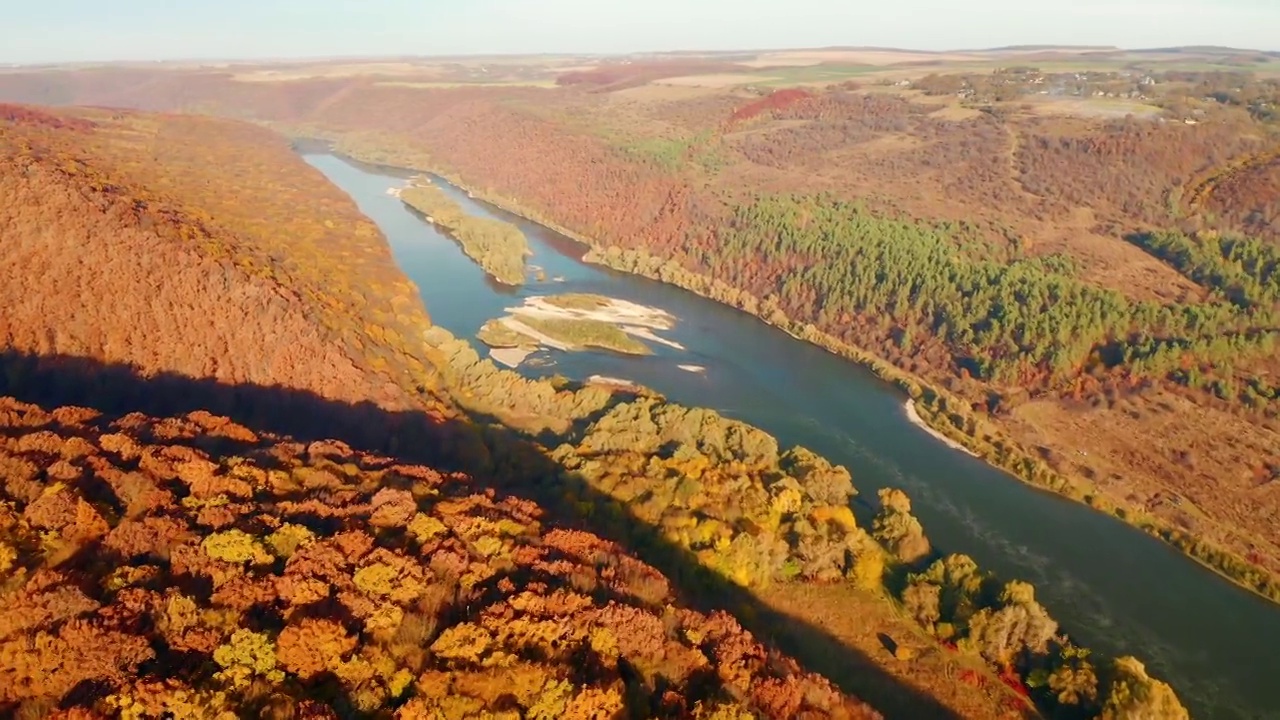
[396,179,530,285]
[478,293,683,367]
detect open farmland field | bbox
[753,64,885,86]
[1024,96,1164,118]
[653,73,779,87]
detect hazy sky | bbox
[4,0,1278,64]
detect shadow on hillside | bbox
[0,348,1019,720]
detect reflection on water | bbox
[304,151,1280,720]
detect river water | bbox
[303,152,1279,720]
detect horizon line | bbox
[5,43,1278,70]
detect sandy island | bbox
[476,293,686,368]
[586,375,642,391]
[512,295,676,330]
[489,346,535,368]
[678,364,706,373]
[511,295,685,349]
[621,325,686,350]
[498,317,574,351]
[904,399,978,457]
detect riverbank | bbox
[311,136,1280,606]
[905,399,978,458]
[586,374,648,393]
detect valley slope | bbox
[0,102,447,428]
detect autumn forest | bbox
[1,44,1277,719]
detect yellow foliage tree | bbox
[201,529,271,565]
[213,630,284,688]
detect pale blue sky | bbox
[3,0,1277,64]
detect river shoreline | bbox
[303,138,1280,607]
[905,399,978,457]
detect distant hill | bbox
[978,44,1120,52]
[1135,45,1268,54]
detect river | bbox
[303,152,1279,720]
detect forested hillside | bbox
[0,393,884,719]
[0,103,445,421]
[9,62,1265,601]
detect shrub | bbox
[871,488,931,563]
[1100,656,1189,720]
[407,513,448,543]
[0,540,16,575]
[265,524,315,559]
[353,563,398,596]
[430,623,493,665]
[213,630,284,688]
[849,543,887,591]
[277,618,355,679]
[202,530,271,565]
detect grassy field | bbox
[476,318,537,348]
[375,79,558,89]
[1025,96,1164,118]
[653,64,882,88]
[543,292,613,311]
[755,64,884,87]
[517,315,652,355]
[654,73,779,88]
[760,584,1033,720]
[1126,60,1280,74]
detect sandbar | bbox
[623,325,685,350]
[510,294,676,330]
[478,292,685,361]
[587,374,639,389]
[490,346,535,368]
[904,399,978,457]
